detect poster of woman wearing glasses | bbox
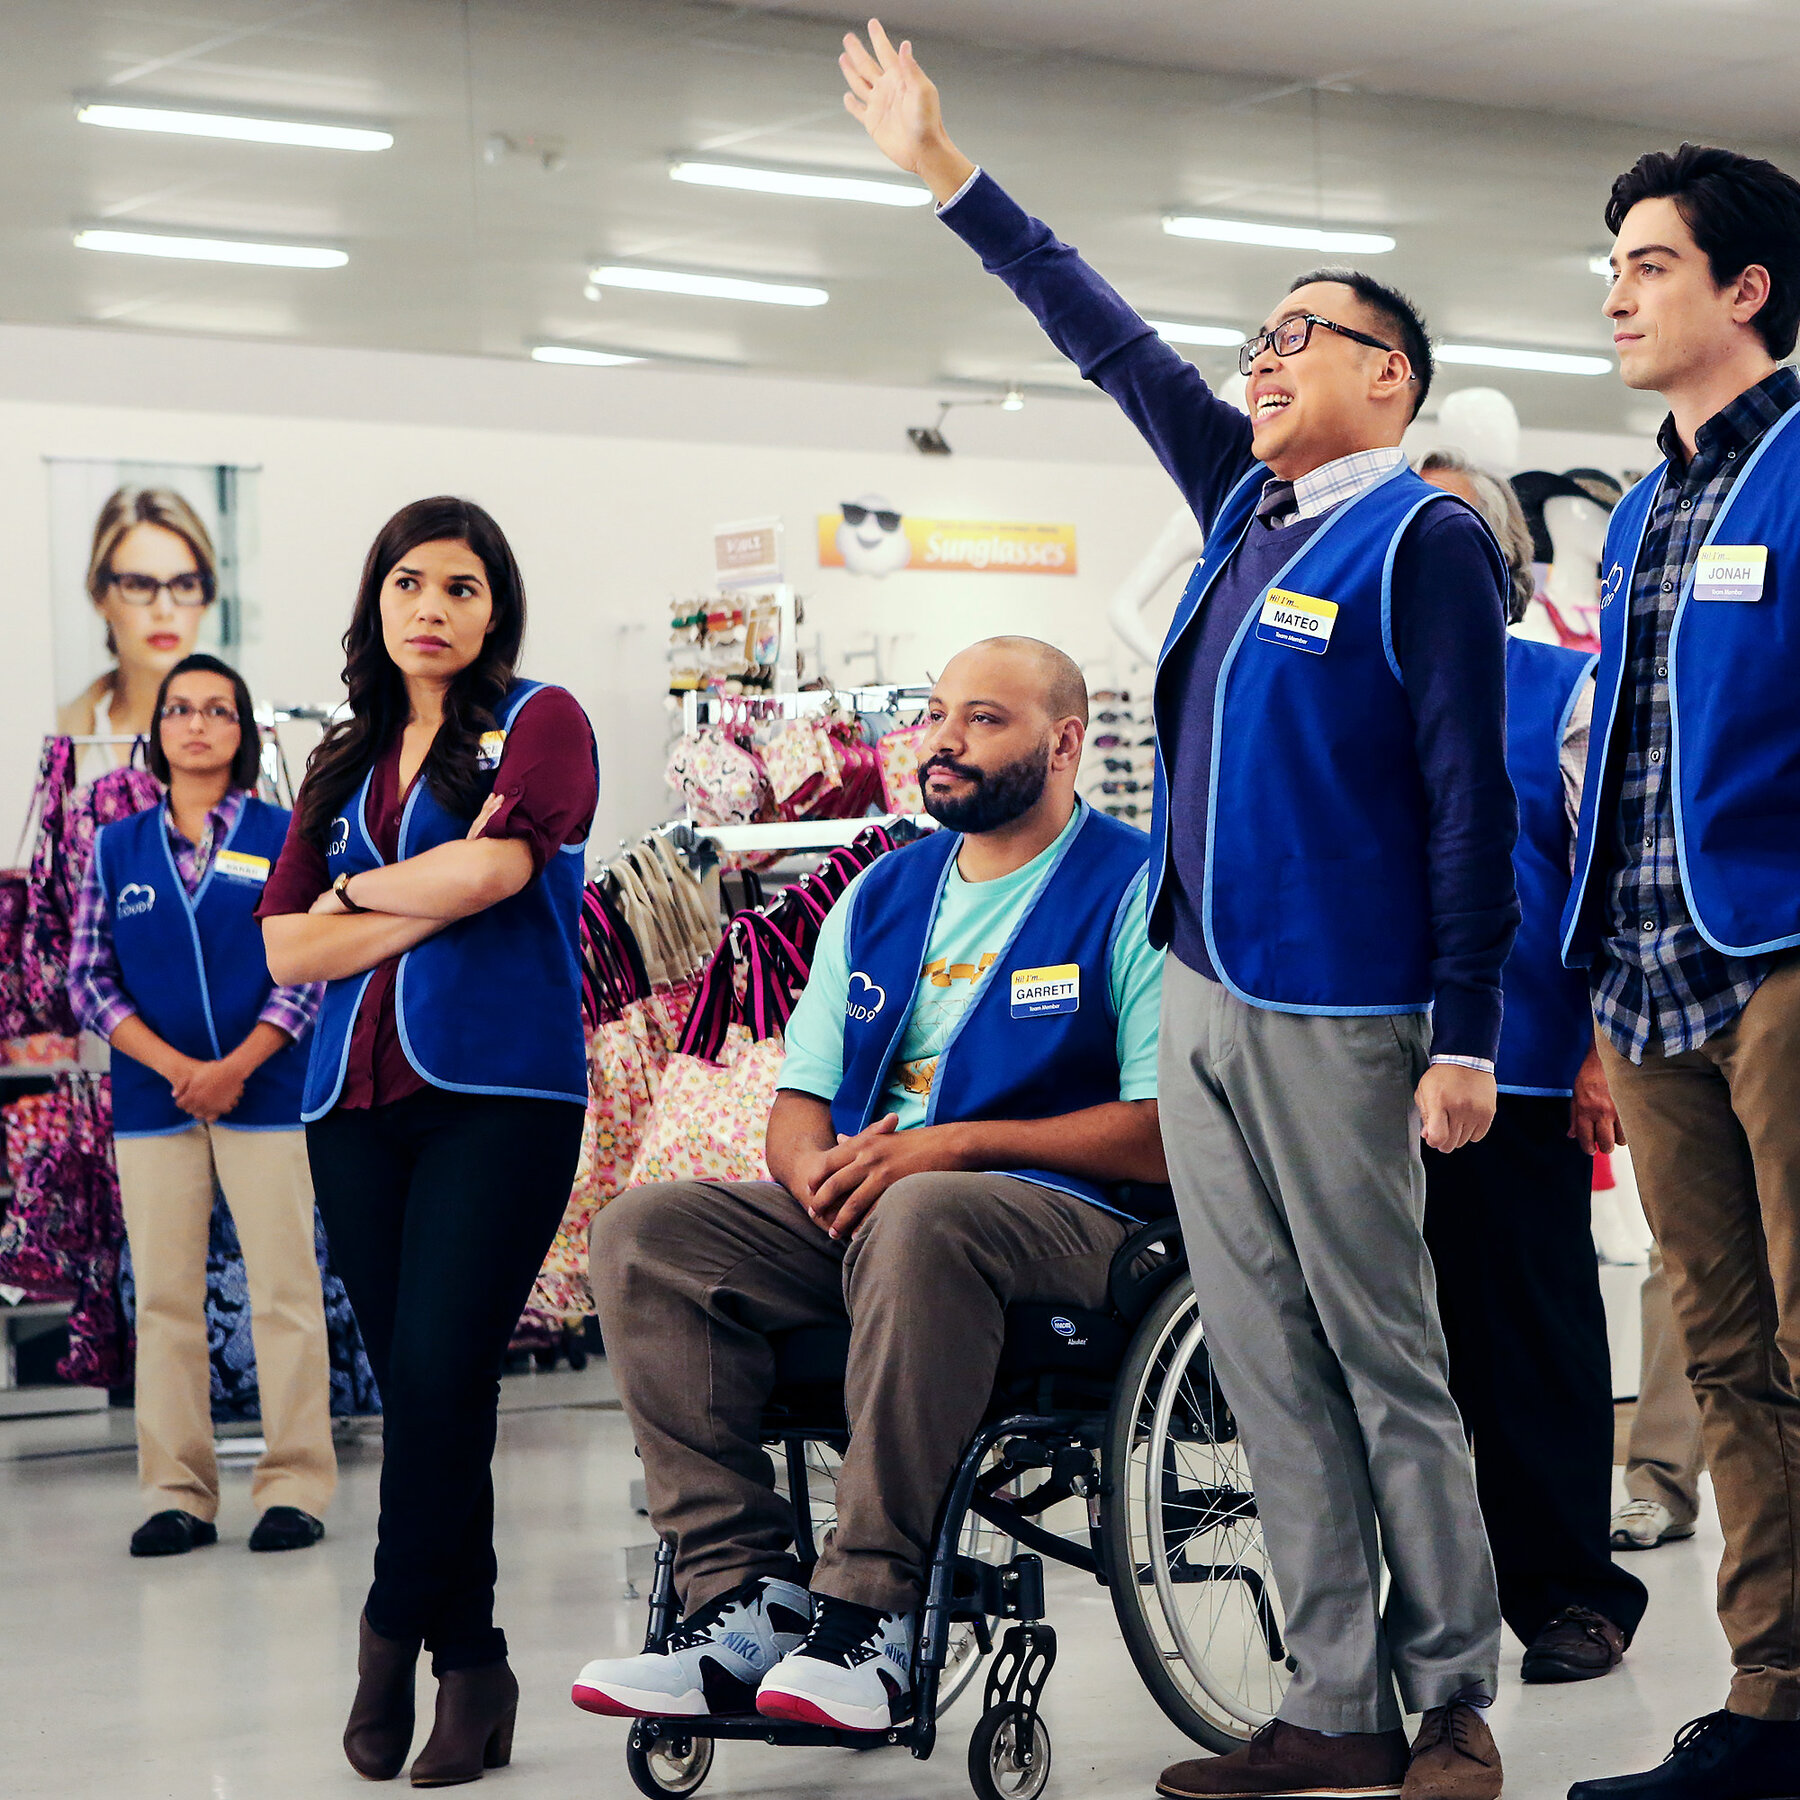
[47,458,260,784]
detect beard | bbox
[920,742,1050,833]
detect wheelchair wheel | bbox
[625,1724,714,1797]
[968,1704,1051,1800]
[1101,1273,1290,1750]
[787,1441,1013,1717]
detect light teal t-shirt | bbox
[778,810,1163,1128]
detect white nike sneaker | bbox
[572,1575,813,1718]
[756,1595,913,1732]
[1609,1498,1695,1550]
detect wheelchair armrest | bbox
[1107,1217,1187,1326]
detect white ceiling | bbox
[2,0,1797,434]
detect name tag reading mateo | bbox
[1012,963,1080,1019]
[1256,587,1339,654]
[212,850,270,885]
[1694,545,1767,602]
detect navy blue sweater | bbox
[940,170,1518,1063]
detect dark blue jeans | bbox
[309,1088,582,1670]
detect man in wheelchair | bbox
[574,637,1165,1734]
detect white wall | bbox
[0,320,1656,859]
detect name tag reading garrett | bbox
[1256,587,1339,654]
[1694,545,1767,602]
[213,850,270,885]
[477,730,508,770]
[1012,963,1080,1019]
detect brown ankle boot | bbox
[409,1660,519,1788]
[344,1613,422,1780]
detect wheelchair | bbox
[620,1213,1292,1800]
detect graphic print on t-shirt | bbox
[890,950,999,1103]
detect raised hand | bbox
[839,19,975,204]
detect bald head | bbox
[942,636,1089,727]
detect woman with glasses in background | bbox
[68,653,336,1560]
[59,487,220,782]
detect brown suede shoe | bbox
[1520,1605,1626,1684]
[1402,1702,1502,1800]
[1158,1720,1408,1798]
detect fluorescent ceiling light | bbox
[531,344,645,366]
[76,100,391,152]
[1589,254,1615,278]
[589,264,827,307]
[669,158,928,207]
[73,226,347,268]
[1147,319,1245,347]
[1437,343,1612,376]
[1163,213,1395,254]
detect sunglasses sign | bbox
[817,501,1077,578]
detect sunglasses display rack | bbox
[666,584,798,697]
[1080,688,1155,829]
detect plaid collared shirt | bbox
[1590,366,1800,1062]
[1262,445,1407,523]
[68,787,322,1047]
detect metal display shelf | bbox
[695,815,933,853]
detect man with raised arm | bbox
[842,24,1517,1800]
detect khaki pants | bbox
[591,1173,1128,1614]
[1624,1246,1706,1525]
[1597,955,1800,1720]
[115,1123,337,1521]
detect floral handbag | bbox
[625,1026,786,1189]
[877,722,929,814]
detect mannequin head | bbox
[1434,388,1522,476]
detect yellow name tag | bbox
[1011,963,1080,1019]
[1256,587,1339,654]
[213,849,270,884]
[478,729,508,769]
[1694,544,1766,602]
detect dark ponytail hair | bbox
[296,497,526,845]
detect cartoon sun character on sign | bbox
[836,493,911,577]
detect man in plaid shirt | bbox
[1567,147,1800,1800]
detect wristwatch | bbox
[333,871,369,914]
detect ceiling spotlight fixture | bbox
[907,390,1027,455]
[531,344,645,366]
[1163,214,1396,255]
[76,99,392,152]
[1001,386,1025,411]
[1148,319,1246,347]
[669,157,930,207]
[1436,343,1612,376]
[1589,254,1616,279]
[589,263,827,307]
[73,225,347,268]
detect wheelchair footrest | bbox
[629,1712,918,1752]
[955,1552,1046,1623]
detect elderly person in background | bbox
[1414,447,1648,1684]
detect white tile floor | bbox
[0,1366,1728,1800]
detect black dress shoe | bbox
[130,1510,219,1557]
[1522,1605,1627,1683]
[249,1506,326,1552]
[1568,1710,1800,1798]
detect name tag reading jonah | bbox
[1256,588,1339,654]
[213,850,270,885]
[1011,963,1080,1019]
[1693,545,1767,602]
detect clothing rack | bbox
[681,682,932,734]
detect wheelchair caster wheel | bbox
[625,1723,714,1797]
[968,1704,1051,1800]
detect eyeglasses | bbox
[841,503,901,531]
[1101,757,1139,774]
[1101,779,1148,795]
[1104,802,1145,819]
[108,571,212,608]
[1238,313,1406,378]
[160,700,238,724]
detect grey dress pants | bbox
[1158,956,1501,1733]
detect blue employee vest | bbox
[1497,637,1597,1097]
[1564,399,1800,964]
[97,795,309,1137]
[302,680,590,1121]
[1148,459,1508,1013]
[831,804,1150,1218]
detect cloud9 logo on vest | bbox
[1600,562,1625,608]
[846,972,887,1022]
[328,816,350,855]
[117,882,156,918]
